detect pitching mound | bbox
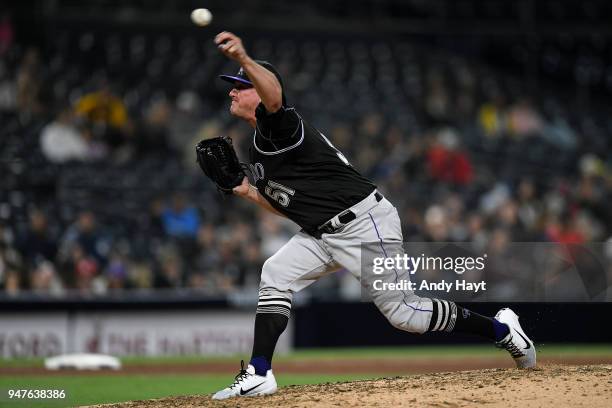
[93,364,611,408]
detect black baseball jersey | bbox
[249,103,375,233]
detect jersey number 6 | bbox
[265,180,295,207]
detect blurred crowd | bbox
[0,19,610,299]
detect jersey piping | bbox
[253,118,304,155]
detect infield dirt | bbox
[93,364,611,408]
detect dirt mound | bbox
[92,364,612,408]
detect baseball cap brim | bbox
[219,75,253,87]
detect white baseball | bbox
[190,8,212,26]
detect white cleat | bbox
[212,360,277,400]
[495,308,537,369]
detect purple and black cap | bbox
[219,66,253,87]
[219,60,286,104]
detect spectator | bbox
[401,206,423,241]
[0,228,24,294]
[478,95,506,138]
[546,215,586,245]
[426,128,473,185]
[239,241,264,288]
[40,108,89,163]
[130,262,153,289]
[16,209,57,271]
[105,250,129,291]
[154,250,183,289]
[516,179,539,231]
[543,116,577,150]
[357,112,384,139]
[144,197,166,240]
[161,193,200,239]
[30,261,64,296]
[59,211,111,270]
[215,237,241,292]
[16,47,42,116]
[443,193,468,242]
[423,205,449,242]
[2,269,21,296]
[425,69,450,123]
[74,81,130,148]
[194,222,220,273]
[168,90,204,155]
[69,244,100,294]
[466,213,488,252]
[132,98,173,157]
[506,99,544,139]
[0,13,14,56]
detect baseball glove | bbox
[195,136,246,195]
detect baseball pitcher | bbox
[199,31,536,400]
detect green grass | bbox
[0,344,612,367]
[0,344,610,407]
[3,343,609,367]
[0,374,374,407]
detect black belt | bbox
[313,192,383,237]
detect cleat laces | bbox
[230,360,251,389]
[497,335,525,358]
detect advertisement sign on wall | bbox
[0,310,292,358]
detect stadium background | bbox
[0,0,611,406]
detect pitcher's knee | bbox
[259,256,294,310]
[260,255,284,289]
